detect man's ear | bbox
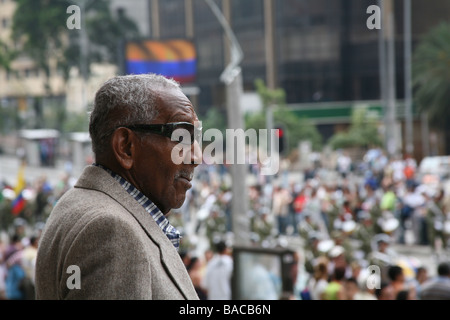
[111,128,135,170]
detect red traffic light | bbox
[276,128,284,138]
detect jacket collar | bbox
[74,165,194,299]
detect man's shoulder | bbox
[420,279,450,299]
[45,183,131,236]
[53,184,115,213]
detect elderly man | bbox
[35,74,202,299]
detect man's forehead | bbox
[155,88,197,120]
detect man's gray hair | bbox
[89,73,180,155]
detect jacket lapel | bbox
[75,165,195,299]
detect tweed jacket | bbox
[35,165,199,300]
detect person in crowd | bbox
[411,266,429,299]
[368,234,398,282]
[344,277,363,300]
[201,241,233,300]
[375,281,395,300]
[4,239,25,300]
[420,262,450,300]
[322,266,347,300]
[387,265,407,299]
[186,256,207,300]
[305,255,329,300]
[35,73,202,299]
[424,189,447,254]
[20,235,39,299]
[272,185,293,235]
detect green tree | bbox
[247,79,323,152]
[63,3,140,80]
[11,0,140,89]
[412,22,450,153]
[10,0,140,133]
[327,106,382,150]
[254,78,286,110]
[11,0,68,92]
[62,111,89,133]
[245,108,322,152]
[201,106,227,142]
[0,39,16,71]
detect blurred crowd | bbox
[1,147,450,300]
[173,147,450,300]
[0,169,74,300]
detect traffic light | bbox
[275,125,286,155]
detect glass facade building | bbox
[143,0,450,155]
[150,0,449,110]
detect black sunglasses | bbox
[119,122,202,146]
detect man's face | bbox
[131,87,201,214]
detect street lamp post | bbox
[404,0,414,156]
[204,0,250,246]
[379,0,398,158]
[80,0,88,112]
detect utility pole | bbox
[204,0,250,246]
[404,0,414,156]
[378,0,387,139]
[149,0,160,39]
[79,0,89,112]
[380,0,398,158]
[264,0,276,90]
[421,112,430,157]
[264,0,276,184]
[185,0,194,39]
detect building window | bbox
[159,0,186,38]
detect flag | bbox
[14,160,26,196]
[125,39,197,84]
[11,191,25,215]
[11,160,26,215]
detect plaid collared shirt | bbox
[94,164,182,251]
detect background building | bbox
[140,0,450,159]
[1,0,450,160]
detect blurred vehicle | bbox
[418,156,450,184]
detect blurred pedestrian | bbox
[420,262,450,300]
[387,265,406,298]
[4,241,25,300]
[272,185,293,235]
[344,277,361,300]
[35,74,202,299]
[202,241,233,300]
[33,175,52,223]
[305,255,329,300]
[396,289,414,300]
[20,235,39,299]
[322,266,346,300]
[375,281,395,300]
[411,266,428,299]
[187,256,207,300]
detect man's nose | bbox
[191,140,202,165]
